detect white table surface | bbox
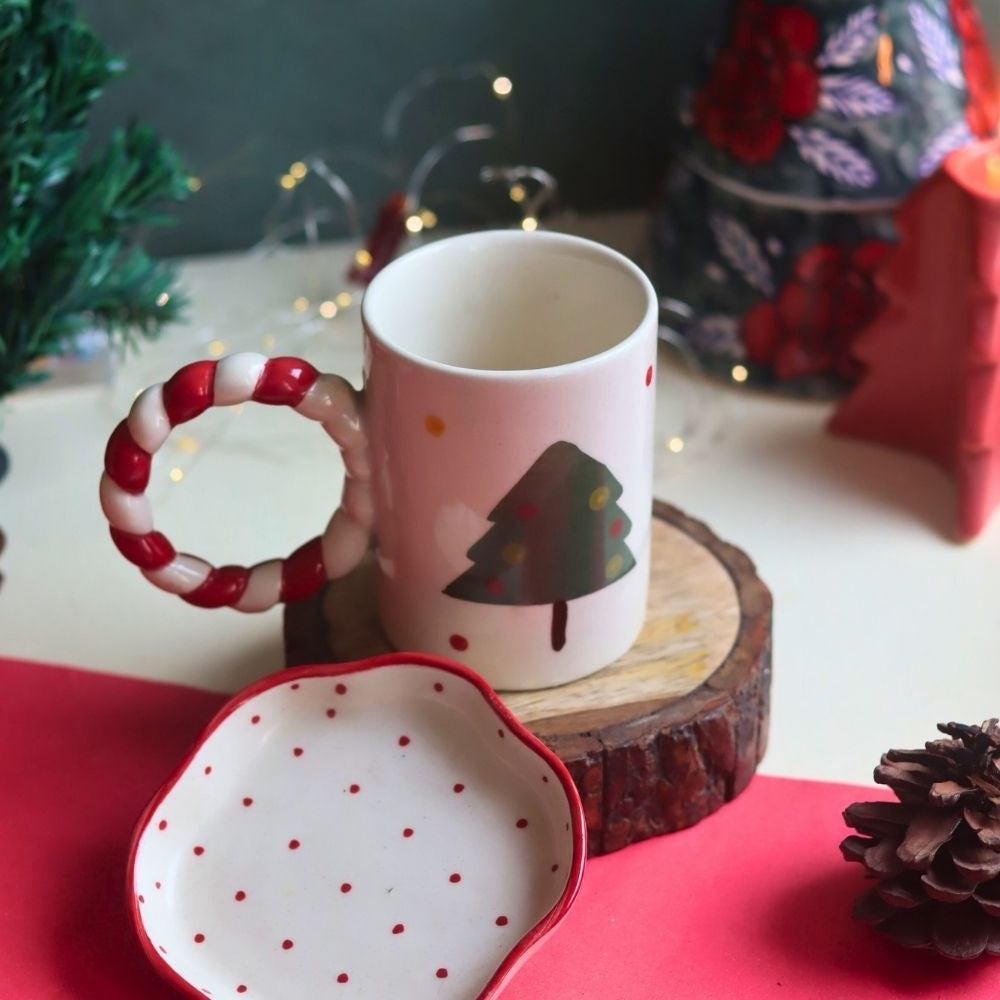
[2,212,998,787]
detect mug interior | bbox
[362,231,652,372]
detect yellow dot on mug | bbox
[589,486,610,511]
[502,542,526,566]
[424,414,446,437]
[605,554,624,579]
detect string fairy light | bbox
[731,365,749,383]
[481,165,557,231]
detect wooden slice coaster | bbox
[284,501,772,855]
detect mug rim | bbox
[360,229,658,380]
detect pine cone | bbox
[841,720,1000,959]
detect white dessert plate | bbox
[128,653,586,1000]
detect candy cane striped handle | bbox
[100,353,372,612]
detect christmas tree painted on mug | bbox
[444,441,636,651]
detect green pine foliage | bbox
[0,0,189,398]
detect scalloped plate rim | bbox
[126,651,587,1000]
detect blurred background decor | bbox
[0,0,190,404]
[830,138,1000,541]
[652,0,999,396]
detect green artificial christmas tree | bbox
[444,441,636,651]
[0,0,190,400]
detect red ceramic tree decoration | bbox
[444,441,635,651]
[829,139,1000,539]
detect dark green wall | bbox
[77,0,726,256]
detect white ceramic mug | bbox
[100,231,658,690]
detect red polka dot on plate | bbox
[551,863,560,872]
[251,715,260,725]
[290,683,300,690]
[496,915,509,926]
[341,882,352,893]
[204,765,212,775]
[293,747,304,757]
[516,818,528,829]
[645,365,653,386]
[392,923,405,934]
[349,783,361,794]
[453,783,464,793]
[398,735,410,746]
[433,682,444,693]
[436,968,449,979]
[449,873,462,883]
[337,973,349,984]
[288,839,300,850]
[449,634,468,651]
[497,729,505,739]
[237,987,247,995]
[326,708,336,718]
[235,890,246,901]
[194,933,205,944]
[193,846,205,856]
[158,820,167,831]
[159,946,167,954]
[282,939,294,950]
[542,775,549,783]
[137,894,145,904]
[403,828,414,838]
[155,882,161,889]
[335,683,347,695]
[243,797,253,807]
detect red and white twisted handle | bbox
[99,353,371,611]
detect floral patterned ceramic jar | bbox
[653,0,998,394]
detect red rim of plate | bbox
[126,652,587,1000]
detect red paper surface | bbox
[3,656,998,999]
